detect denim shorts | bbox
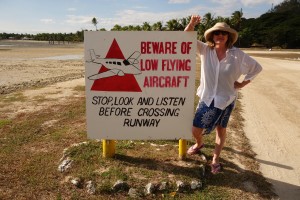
[193,100,235,134]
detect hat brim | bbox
[204,26,238,44]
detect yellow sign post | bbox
[179,139,187,160]
[102,140,116,158]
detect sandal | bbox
[187,144,204,155]
[211,163,222,174]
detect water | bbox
[35,55,83,60]
[0,45,14,47]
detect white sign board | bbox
[84,31,196,140]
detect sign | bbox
[84,31,196,140]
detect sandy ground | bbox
[1,41,300,199]
[0,40,85,118]
[0,40,84,94]
[241,53,300,200]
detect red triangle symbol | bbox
[90,39,142,92]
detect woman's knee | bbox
[192,126,203,136]
[216,125,226,135]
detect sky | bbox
[0,0,283,34]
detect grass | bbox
[0,84,277,200]
[1,92,27,103]
[0,119,12,128]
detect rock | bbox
[71,177,83,188]
[145,182,156,194]
[112,180,129,192]
[58,157,73,172]
[200,154,207,162]
[190,180,202,190]
[86,180,96,194]
[158,181,168,191]
[199,164,206,178]
[176,180,185,192]
[128,188,140,198]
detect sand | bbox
[0,40,84,93]
[241,52,300,200]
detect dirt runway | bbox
[241,53,300,200]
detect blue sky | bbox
[0,0,283,34]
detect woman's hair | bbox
[206,31,235,49]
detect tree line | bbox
[1,0,299,48]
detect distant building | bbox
[250,43,265,48]
[22,37,33,40]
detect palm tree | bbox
[197,13,215,41]
[92,17,98,30]
[231,9,243,46]
[202,12,214,30]
[111,24,122,31]
[231,9,243,31]
[152,21,163,31]
[166,19,181,31]
[142,22,151,31]
[179,17,189,31]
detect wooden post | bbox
[102,140,115,158]
[179,139,187,160]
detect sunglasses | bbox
[213,31,229,36]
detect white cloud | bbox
[98,5,215,30]
[65,15,93,25]
[40,19,55,24]
[241,0,282,6]
[211,0,282,7]
[168,0,190,4]
[112,9,184,26]
[67,8,77,11]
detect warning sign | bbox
[84,31,196,140]
[89,39,142,92]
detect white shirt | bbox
[197,41,262,110]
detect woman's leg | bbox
[212,125,227,164]
[192,126,204,148]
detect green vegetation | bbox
[0,0,299,48]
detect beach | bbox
[0,40,84,94]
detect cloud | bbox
[65,15,93,25]
[103,6,206,29]
[168,0,190,3]
[240,0,282,6]
[40,19,55,24]
[241,0,262,6]
[112,9,184,26]
[211,0,281,7]
[67,8,77,11]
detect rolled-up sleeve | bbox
[241,54,263,81]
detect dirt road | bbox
[241,54,300,200]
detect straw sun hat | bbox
[204,22,238,44]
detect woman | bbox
[185,15,262,174]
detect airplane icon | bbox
[86,49,141,80]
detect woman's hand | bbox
[184,15,201,31]
[190,15,201,26]
[234,80,250,89]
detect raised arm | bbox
[184,15,201,31]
